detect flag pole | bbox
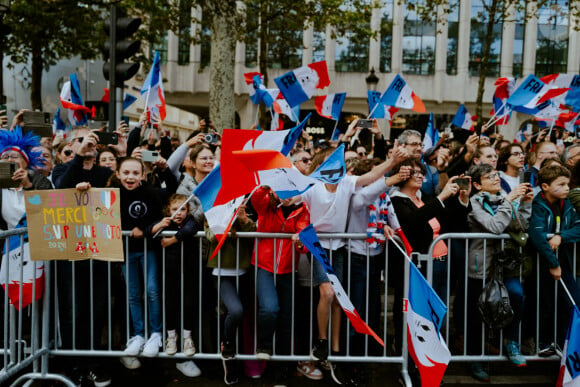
[367,103,380,120]
[152,192,196,239]
[558,279,578,307]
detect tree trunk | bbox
[209,6,236,132]
[475,0,499,129]
[30,50,43,111]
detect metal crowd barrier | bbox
[1,229,573,386]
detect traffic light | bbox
[103,16,141,87]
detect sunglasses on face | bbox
[63,150,73,156]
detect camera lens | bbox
[204,134,213,143]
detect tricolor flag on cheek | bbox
[380,74,425,113]
[368,90,399,123]
[407,261,451,387]
[556,306,580,387]
[314,93,346,121]
[60,74,90,126]
[299,224,384,346]
[451,104,475,131]
[140,51,167,123]
[274,61,331,107]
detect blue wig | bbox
[0,126,43,169]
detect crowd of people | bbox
[0,108,579,387]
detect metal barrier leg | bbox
[400,254,412,387]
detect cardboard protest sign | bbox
[24,188,123,261]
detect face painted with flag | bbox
[274,61,330,107]
[140,51,167,123]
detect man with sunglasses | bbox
[292,150,313,175]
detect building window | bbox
[469,0,502,77]
[200,21,211,69]
[403,0,436,75]
[313,31,325,63]
[447,0,459,75]
[151,34,168,65]
[244,7,258,68]
[380,0,394,73]
[268,29,302,69]
[335,30,370,72]
[177,0,192,66]
[513,2,526,78]
[535,0,568,76]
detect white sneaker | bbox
[120,356,141,370]
[165,334,178,356]
[183,337,196,356]
[124,335,145,356]
[176,360,201,377]
[142,333,162,357]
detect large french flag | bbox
[314,93,346,121]
[491,77,515,125]
[60,74,90,125]
[274,61,330,107]
[451,104,474,131]
[0,217,44,310]
[216,115,310,207]
[368,90,399,123]
[244,72,278,109]
[299,224,384,346]
[541,73,580,112]
[235,144,347,199]
[557,306,580,387]
[422,113,439,151]
[380,74,425,113]
[141,51,167,123]
[407,261,451,387]
[507,74,569,113]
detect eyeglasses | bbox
[300,157,312,163]
[510,151,524,157]
[482,172,500,180]
[63,150,73,156]
[411,169,424,177]
[358,152,367,157]
[0,153,22,161]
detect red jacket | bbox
[251,186,310,274]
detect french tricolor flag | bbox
[556,306,580,387]
[299,225,384,346]
[380,74,425,113]
[274,61,330,107]
[407,261,451,387]
[244,72,278,109]
[422,113,439,151]
[60,74,90,125]
[368,90,398,123]
[314,92,346,121]
[451,104,475,131]
[141,51,167,123]
[52,108,67,134]
[541,73,580,112]
[507,74,569,112]
[491,77,515,125]
[273,97,300,122]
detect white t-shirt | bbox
[301,175,357,250]
[499,171,520,195]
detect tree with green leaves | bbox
[4,0,107,110]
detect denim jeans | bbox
[122,250,162,337]
[215,274,250,343]
[432,259,448,305]
[256,268,292,354]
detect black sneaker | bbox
[87,367,111,387]
[311,338,329,361]
[222,359,239,385]
[221,340,236,360]
[538,342,557,357]
[327,361,347,385]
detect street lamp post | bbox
[365,67,379,91]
